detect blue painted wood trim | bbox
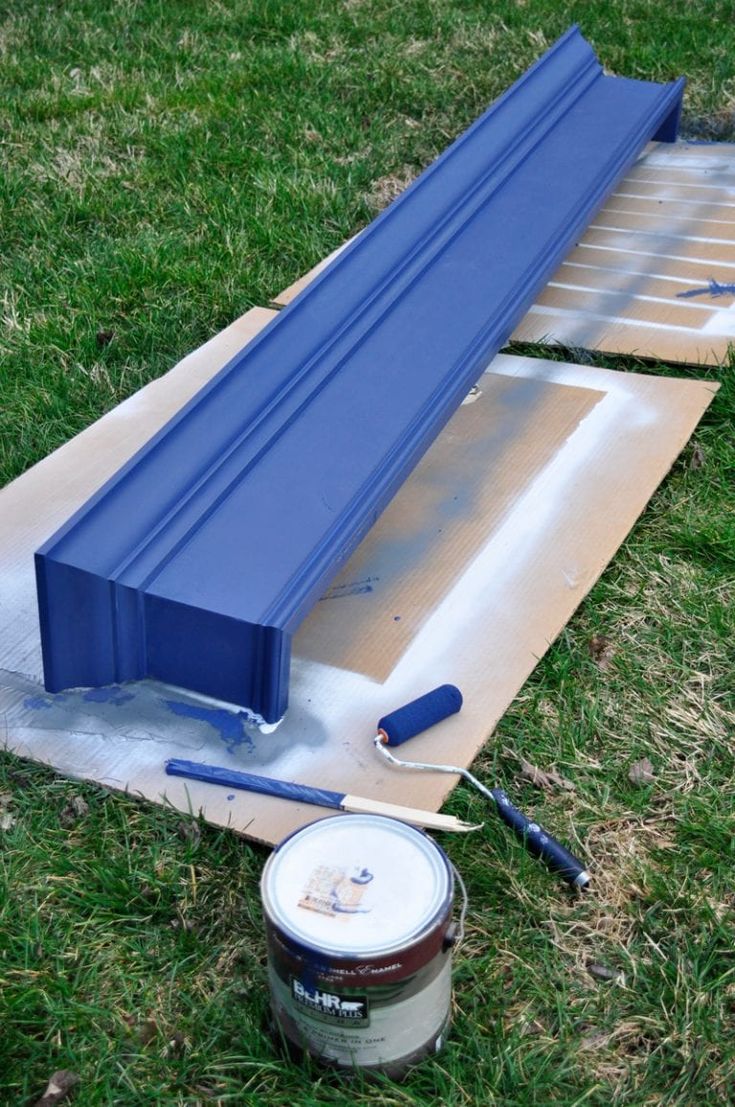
[35,27,684,721]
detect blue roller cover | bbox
[35,27,684,721]
[378,685,463,746]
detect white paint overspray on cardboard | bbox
[276,142,735,366]
[0,307,717,847]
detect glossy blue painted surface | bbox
[35,27,684,721]
[165,760,346,810]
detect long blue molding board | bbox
[35,27,684,722]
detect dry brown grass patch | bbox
[365,167,416,211]
[546,812,677,979]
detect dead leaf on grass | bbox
[60,795,90,827]
[95,329,115,348]
[34,1070,80,1106]
[628,758,655,787]
[164,1029,187,1058]
[138,1018,158,1045]
[501,1000,550,1039]
[689,443,705,470]
[586,961,624,983]
[588,634,615,670]
[177,819,201,847]
[0,790,16,829]
[505,750,575,792]
[170,915,196,932]
[578,1026,611,1051]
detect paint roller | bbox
[373,684,590,889]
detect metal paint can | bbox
[261,813,457,1077]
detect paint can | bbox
[261,813,461,1077]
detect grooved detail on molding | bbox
[35,27,683,721]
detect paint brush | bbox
[164,759,481,833]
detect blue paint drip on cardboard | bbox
[164,700,255,753]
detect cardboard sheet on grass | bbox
[276,143,735,367]
[0,308,716,847]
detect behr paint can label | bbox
[260,814,456,1077]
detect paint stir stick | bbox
[164,759,481,833]
[373,685,590,889]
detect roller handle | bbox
[378,684,463,746]
[490,788,590,888]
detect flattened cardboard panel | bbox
[515,142,735,363]
[0,312,717,847]
[297,374,603,679]
[275,143,735,365]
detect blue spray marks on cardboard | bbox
[11,677,201,751]
[11,671,323,762]
[24,687,133,711]
[23,694,61,710]
[83,687,135,706]
[164,700,256,754]
[678,278,735,299]
[320,577,378,601]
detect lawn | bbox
[1,1,734,1104]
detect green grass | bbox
[1,1,734,1104]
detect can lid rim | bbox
[261,814,454,958]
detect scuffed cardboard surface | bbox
[515,142,735,365]
[0,303,716,846]
[297,373,603,680]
